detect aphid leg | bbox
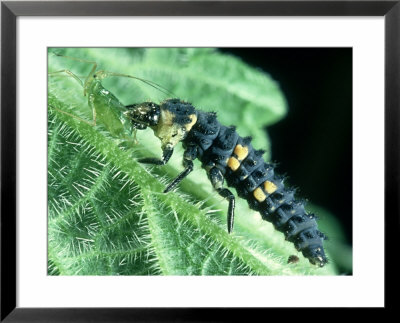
[208,167,236,233]
[48,66,97,126]
[163,144,198,193]
[48,69,84,87]
[138,145,174,165]
[51,53,98,80]
[48,100,97,127]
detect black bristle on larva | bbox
[242,136,252,145]
[162,98,196,125]
[254,149,266,158]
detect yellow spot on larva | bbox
[264,181,278,194]
[228,157,240,171]
[253,187,267,202]
[185,114,198,132]
[234,144,249,161]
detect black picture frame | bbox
[1,1,398,321]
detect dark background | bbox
[220,48,352,245]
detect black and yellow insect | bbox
[127,98,328,267]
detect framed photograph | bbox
[47,46,350,275]
[1,0,397,320]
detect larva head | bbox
[125,102,161,130]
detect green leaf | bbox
[48,48,338,275]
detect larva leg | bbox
[208,167,236,233]
[138,145,174,166]
[163,144,198,193]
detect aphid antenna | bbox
[51,51,97,70]
[48,74,87,79]
[102,71,176,98]
[51,51,176,98]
